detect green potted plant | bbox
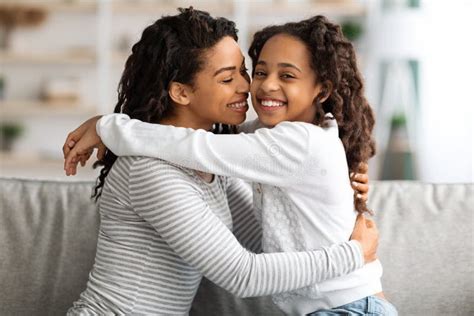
[341,21,363,42]
[0,122,23,151]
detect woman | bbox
[64,8,377,315]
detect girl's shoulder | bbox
[276,114,339,139]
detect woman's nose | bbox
[237,73,251,93]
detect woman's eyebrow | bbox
[214,66,236,76]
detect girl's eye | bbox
[281,73,295,79]
[254,71,266,77]
[222,78,233,83]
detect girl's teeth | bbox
[261,100,285,107]
[228,102,247,108]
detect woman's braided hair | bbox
[249,15,376,214]
[92,7,238,200]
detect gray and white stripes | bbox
[68,156,363,315]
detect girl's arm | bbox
[226,177,262,253]
[130,158,364,298]
[98,114,313,187]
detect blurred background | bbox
[0,0,472,182]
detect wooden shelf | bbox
[0,100,97,119]
[111,1,233,15]
[0,152,99,181]
[111,51,130,65]
[1,1,98,13]
[249,1,366,17]
[0,51,97,65]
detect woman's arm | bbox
[98,114,313,187]
[129,158,365,298]
[226,177,262,253]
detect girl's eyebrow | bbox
[256,60,301,73]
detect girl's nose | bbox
[260,75,279,93]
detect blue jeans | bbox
[307,296,398,315]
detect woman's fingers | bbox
[352,181,369,192]
[351,172,368,184]
[351,165,369,202]
[358,162,369,173]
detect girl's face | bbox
[250,34,324,127]
[187,36,250,127]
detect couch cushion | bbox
[368,181,474,316]
[0,178,99,316]
[1,178,472,315]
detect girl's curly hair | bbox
[249,15,376,214]
[92,7,238,200]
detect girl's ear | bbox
[319,80,333,103]
[168,82,191,106]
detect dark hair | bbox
[249,15,376,214]
[92,7,238,200]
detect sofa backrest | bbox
[0,177,473,315]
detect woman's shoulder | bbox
[125,156,197,180]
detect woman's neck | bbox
[159,114,213,131]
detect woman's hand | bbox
[350,162,369,202]
[350,214,379,263]
[63,115,105,176]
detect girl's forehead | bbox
[259,34,312,66]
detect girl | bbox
[65,9,377,315]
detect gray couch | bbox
[0,177,472,315]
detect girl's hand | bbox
[63,115,105,176]
[350,162,369,202]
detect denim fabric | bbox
[307,296,398,315]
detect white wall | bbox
[418,0,474,183]
[365,0,473,183]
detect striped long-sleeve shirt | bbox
[68,156,363,315]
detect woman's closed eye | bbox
[221,77,234,83]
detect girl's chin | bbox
[257,114,284,127]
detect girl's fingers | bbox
[62,135,77,158]
[97,144,106,160]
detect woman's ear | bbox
[168,82,191,106]
[319,80,333,103]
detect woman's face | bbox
[250,33,324,127]
[187,36,250,127]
